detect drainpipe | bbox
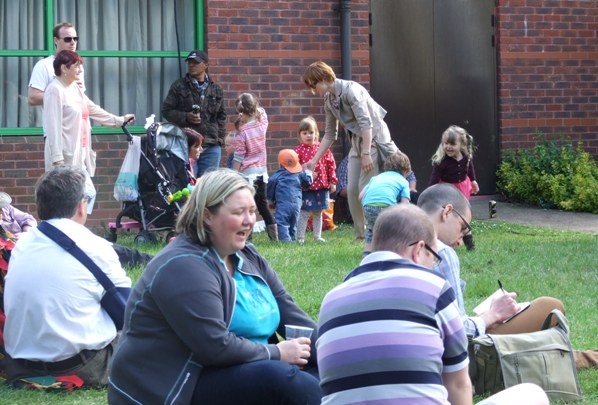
[339,0,352,155]
[340,0,352,81]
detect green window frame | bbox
[0,0,204,136]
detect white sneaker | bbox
[297,238,305,244]
[314,237,326,243]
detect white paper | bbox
[473,288,530,323]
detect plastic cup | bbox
[285,324,314,340]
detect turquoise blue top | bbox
[361,171,410,206]
[229,255,280,344]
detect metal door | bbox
[370,0,498,193]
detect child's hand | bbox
[329,184,337,195]
[268,202,276,210]
[471,180,479,195]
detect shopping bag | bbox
[113,136,141,201]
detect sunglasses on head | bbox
[62,36,79,43]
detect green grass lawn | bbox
[1,220,597,404]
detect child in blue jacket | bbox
[267,149,312,242]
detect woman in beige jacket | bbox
[43,50,134,213]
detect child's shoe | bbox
[314,237,326,243]
[297,238,305,245]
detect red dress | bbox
[295,142,338,211]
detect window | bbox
[0,0,203,135]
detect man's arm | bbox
[442,368,473,405]
[28,87,45,106]
[161,80,190,127]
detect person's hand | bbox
[361,154,374,172]
[485,292,519,325]
[304,160,316,172]
[471,180,480,195]
[186,112,201,124]
[123,114,135,125]
[329,184,337,195]
[277,337,311,366]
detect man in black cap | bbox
[162,50,227,177]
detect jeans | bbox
[192,360,321,405]
[194,144,222,177]
[275,202,301,242]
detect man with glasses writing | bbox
[28,22,84,106]
[417,184,565,337]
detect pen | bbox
[498,279,506,294]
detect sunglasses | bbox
[62,36,79,43]
[409,241,443,268]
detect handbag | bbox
[471,309,582,402]
[113,135,141,201]
[37,222,131,330]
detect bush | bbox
[496,136,598,213]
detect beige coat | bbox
[43,78,125,175]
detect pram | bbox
[108,122,193,244]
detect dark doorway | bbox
[370,0,498,193]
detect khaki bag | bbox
[471,309,582,402]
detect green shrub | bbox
[496,136,598,213]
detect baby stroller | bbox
[108,121,193,244]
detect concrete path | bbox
[470,195,598,234]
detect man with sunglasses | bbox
[28,22,84,106]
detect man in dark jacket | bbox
[161,50,227,177]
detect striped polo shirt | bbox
[317,251,468,405]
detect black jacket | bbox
[161,73,227,146]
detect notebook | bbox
[473,288,530,323]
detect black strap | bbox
[37,221,116,293]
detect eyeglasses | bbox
[452,207,472,235]
[409,241,443,267]
[62,36,79,43]
[442,205,472,235]
[82,195,92,204]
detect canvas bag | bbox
[113,136,141,201]
[471,309,582,402]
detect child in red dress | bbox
[294,116,337,243]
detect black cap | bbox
[185,50,209,63]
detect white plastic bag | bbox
[113,136,141,201]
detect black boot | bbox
[463,233,475,251]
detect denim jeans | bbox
[192,360,321,405]
[194,144,222,177]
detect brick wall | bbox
[496,0,598,156]
[0,0,369,232]
[2,0,596,232]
